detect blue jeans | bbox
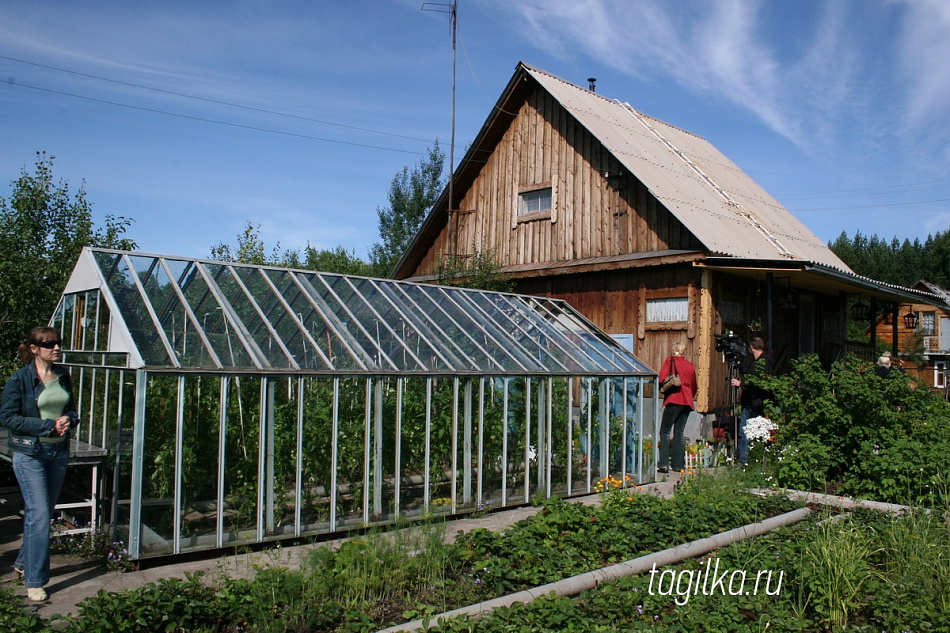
[658,404,690,471]
[12,442,70,588]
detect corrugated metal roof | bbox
[523,64,850,271]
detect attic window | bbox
[518,187,552,219]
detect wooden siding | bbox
[410,86,702,277]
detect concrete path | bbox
[0,471,682,621]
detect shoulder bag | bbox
[659,357,681,395]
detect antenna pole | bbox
[448,0,457,258]
[422,1,458,260]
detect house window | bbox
[921,311,936,335]
[518,187,552,217]
[646,298,688,323]
[936,361,948,389]
[718,300,744,327]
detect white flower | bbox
[743,416,777,444]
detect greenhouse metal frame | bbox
[50,248,658,561]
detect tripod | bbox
[718,355,743,460]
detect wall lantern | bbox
[851,299,870,321]
[904,311,919,330]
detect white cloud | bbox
[497,0,900,154]
[897,0,950,129]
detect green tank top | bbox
[38,377,69,444]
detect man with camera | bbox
[730,336,773,465]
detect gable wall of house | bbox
[409,86,702,277]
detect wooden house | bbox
[393,62,937,416]
[870,280,950,395]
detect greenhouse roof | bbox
[58,248,654,376]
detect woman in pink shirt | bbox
[657,341,697,473]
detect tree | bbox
[436,246,514,293]
[829,229,948,287]
[368,142,445,277]
[210,221,371,276]
[0,152,135,369]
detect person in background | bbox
[731,336,773,465]
[0,327,79,602]
[875,353,893,378]
[657,341,697,474]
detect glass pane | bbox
[265,377,299,539]
[59,294,76,350]
[505,377,529,504]
[111,371,136,553]
[574,377,593,494]
[211,265,290,369]
[391,284,488,371]
[139,260,206,367]
[299,377,334,533]
[416,286,524,372]
[95,293,111,352]
[292,272,368,370]
[474,295,564,372]
[81,292,98,351]
[139,374,178,556]
[549,377,571,498]
[92,250,122,282]
[312,276,390,371]
[179,375,221,553]
[369,377,397,523]
[347,278,427,371]
[399,377,428,518]
[336,377,367,528]
[106,257,169,365]
[454,378,477,511]
[428,377,454,515]
[481,378,506,509]
[244,270,308,371]
[180,264,254,368]
[222,376,261,546]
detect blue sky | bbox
[2,0,949,261]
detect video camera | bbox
[715,331,747,361]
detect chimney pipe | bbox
[588,77,597,92]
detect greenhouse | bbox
[47,247,657,561]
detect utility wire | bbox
[790,197,950,212]
[777,178,950,200]
[0,54,433,144]
[2,80,424,155]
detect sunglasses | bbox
[34,340,63,349]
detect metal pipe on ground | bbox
[377,506,812,633]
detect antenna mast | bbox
[422,0,458,258]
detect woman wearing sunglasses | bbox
[1,327,79,602]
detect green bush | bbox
[760,354,950,504]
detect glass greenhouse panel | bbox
[139,374,178,556]
[398,377,429,517]
[221,375,262,546]
[335,377,368,528]
[299,377,334,534]
[108,257,172,366]
[179,375,221,553]
[263,377,300,541]
[404,285,513,372]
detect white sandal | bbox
[27,587,48,602]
